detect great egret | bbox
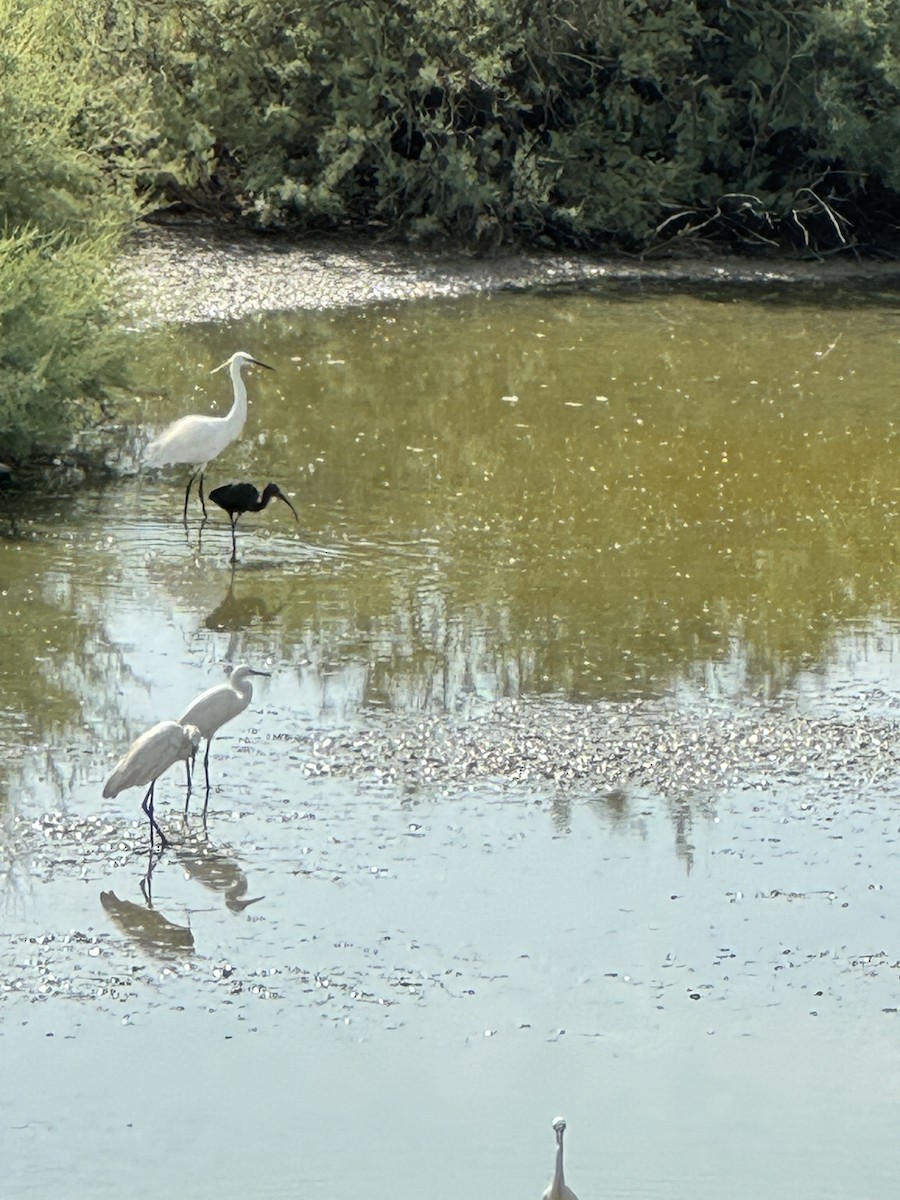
[103,720,202,849]
[177,663,270,802]
[542,1117,579,1200]
[144,351,273,520]
[208,480,298,562]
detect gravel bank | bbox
[118,223,900,326]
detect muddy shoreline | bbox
[119,222,900,325]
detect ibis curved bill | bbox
[208,480,298,563]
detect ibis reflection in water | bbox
[177,663,270,804]
[143,351,273,520]
[102,720,201,849]
[208,480,298,563]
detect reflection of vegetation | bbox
[126,288,900,707]
[4,284,900,812]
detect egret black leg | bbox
[201,741,213,816]
[183,470,199,522]
[184,755,194,814]
[198,471,208,518]
[140,862,153,905]
[141,782,170,850]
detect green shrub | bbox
[8,0,900,279]
[0,1,134,465]
[0,226,129,463]
[62,0,898,252]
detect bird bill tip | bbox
[211,353,273,373]
[279,493,300,521]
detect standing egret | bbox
[208,481,298,562]
[177,663,270,803]
[103,720,202,849]
[542,1117,579,1200]
[144,351,273,519]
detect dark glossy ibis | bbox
[208,480,298,562]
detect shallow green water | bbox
[3,282,900,1200]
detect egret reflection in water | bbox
[174,830,264,913]
[100,889,194,958]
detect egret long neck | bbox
[553,1134,565,1192]
[227,360,249,432]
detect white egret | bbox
[177,663,270,802]
[208,480,299,562]
[542,1117,579,1200]
[103,720,202,849]
[144,350,273,520]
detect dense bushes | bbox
[53,0,900,254]
[4,0,900,462]
[10,0,900,256]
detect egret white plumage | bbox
[208,480,298,562]
[144,351,273,519]
[177,663,270,802]
[103,720,202,849]
[542,1117,579,1200]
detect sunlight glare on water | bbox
[2,281,900,1200]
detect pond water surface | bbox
[3,281,900,1199]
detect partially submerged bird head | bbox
[211,351,273,375]
[552,1117,567,1138]
[183,723,203,753]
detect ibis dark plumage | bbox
[208,481,298,562]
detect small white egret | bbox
[177,663,270,802]
[103,720,202,848]
[144,350,273,519]
[208,480,299,562]
[542,1117,579,1200]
